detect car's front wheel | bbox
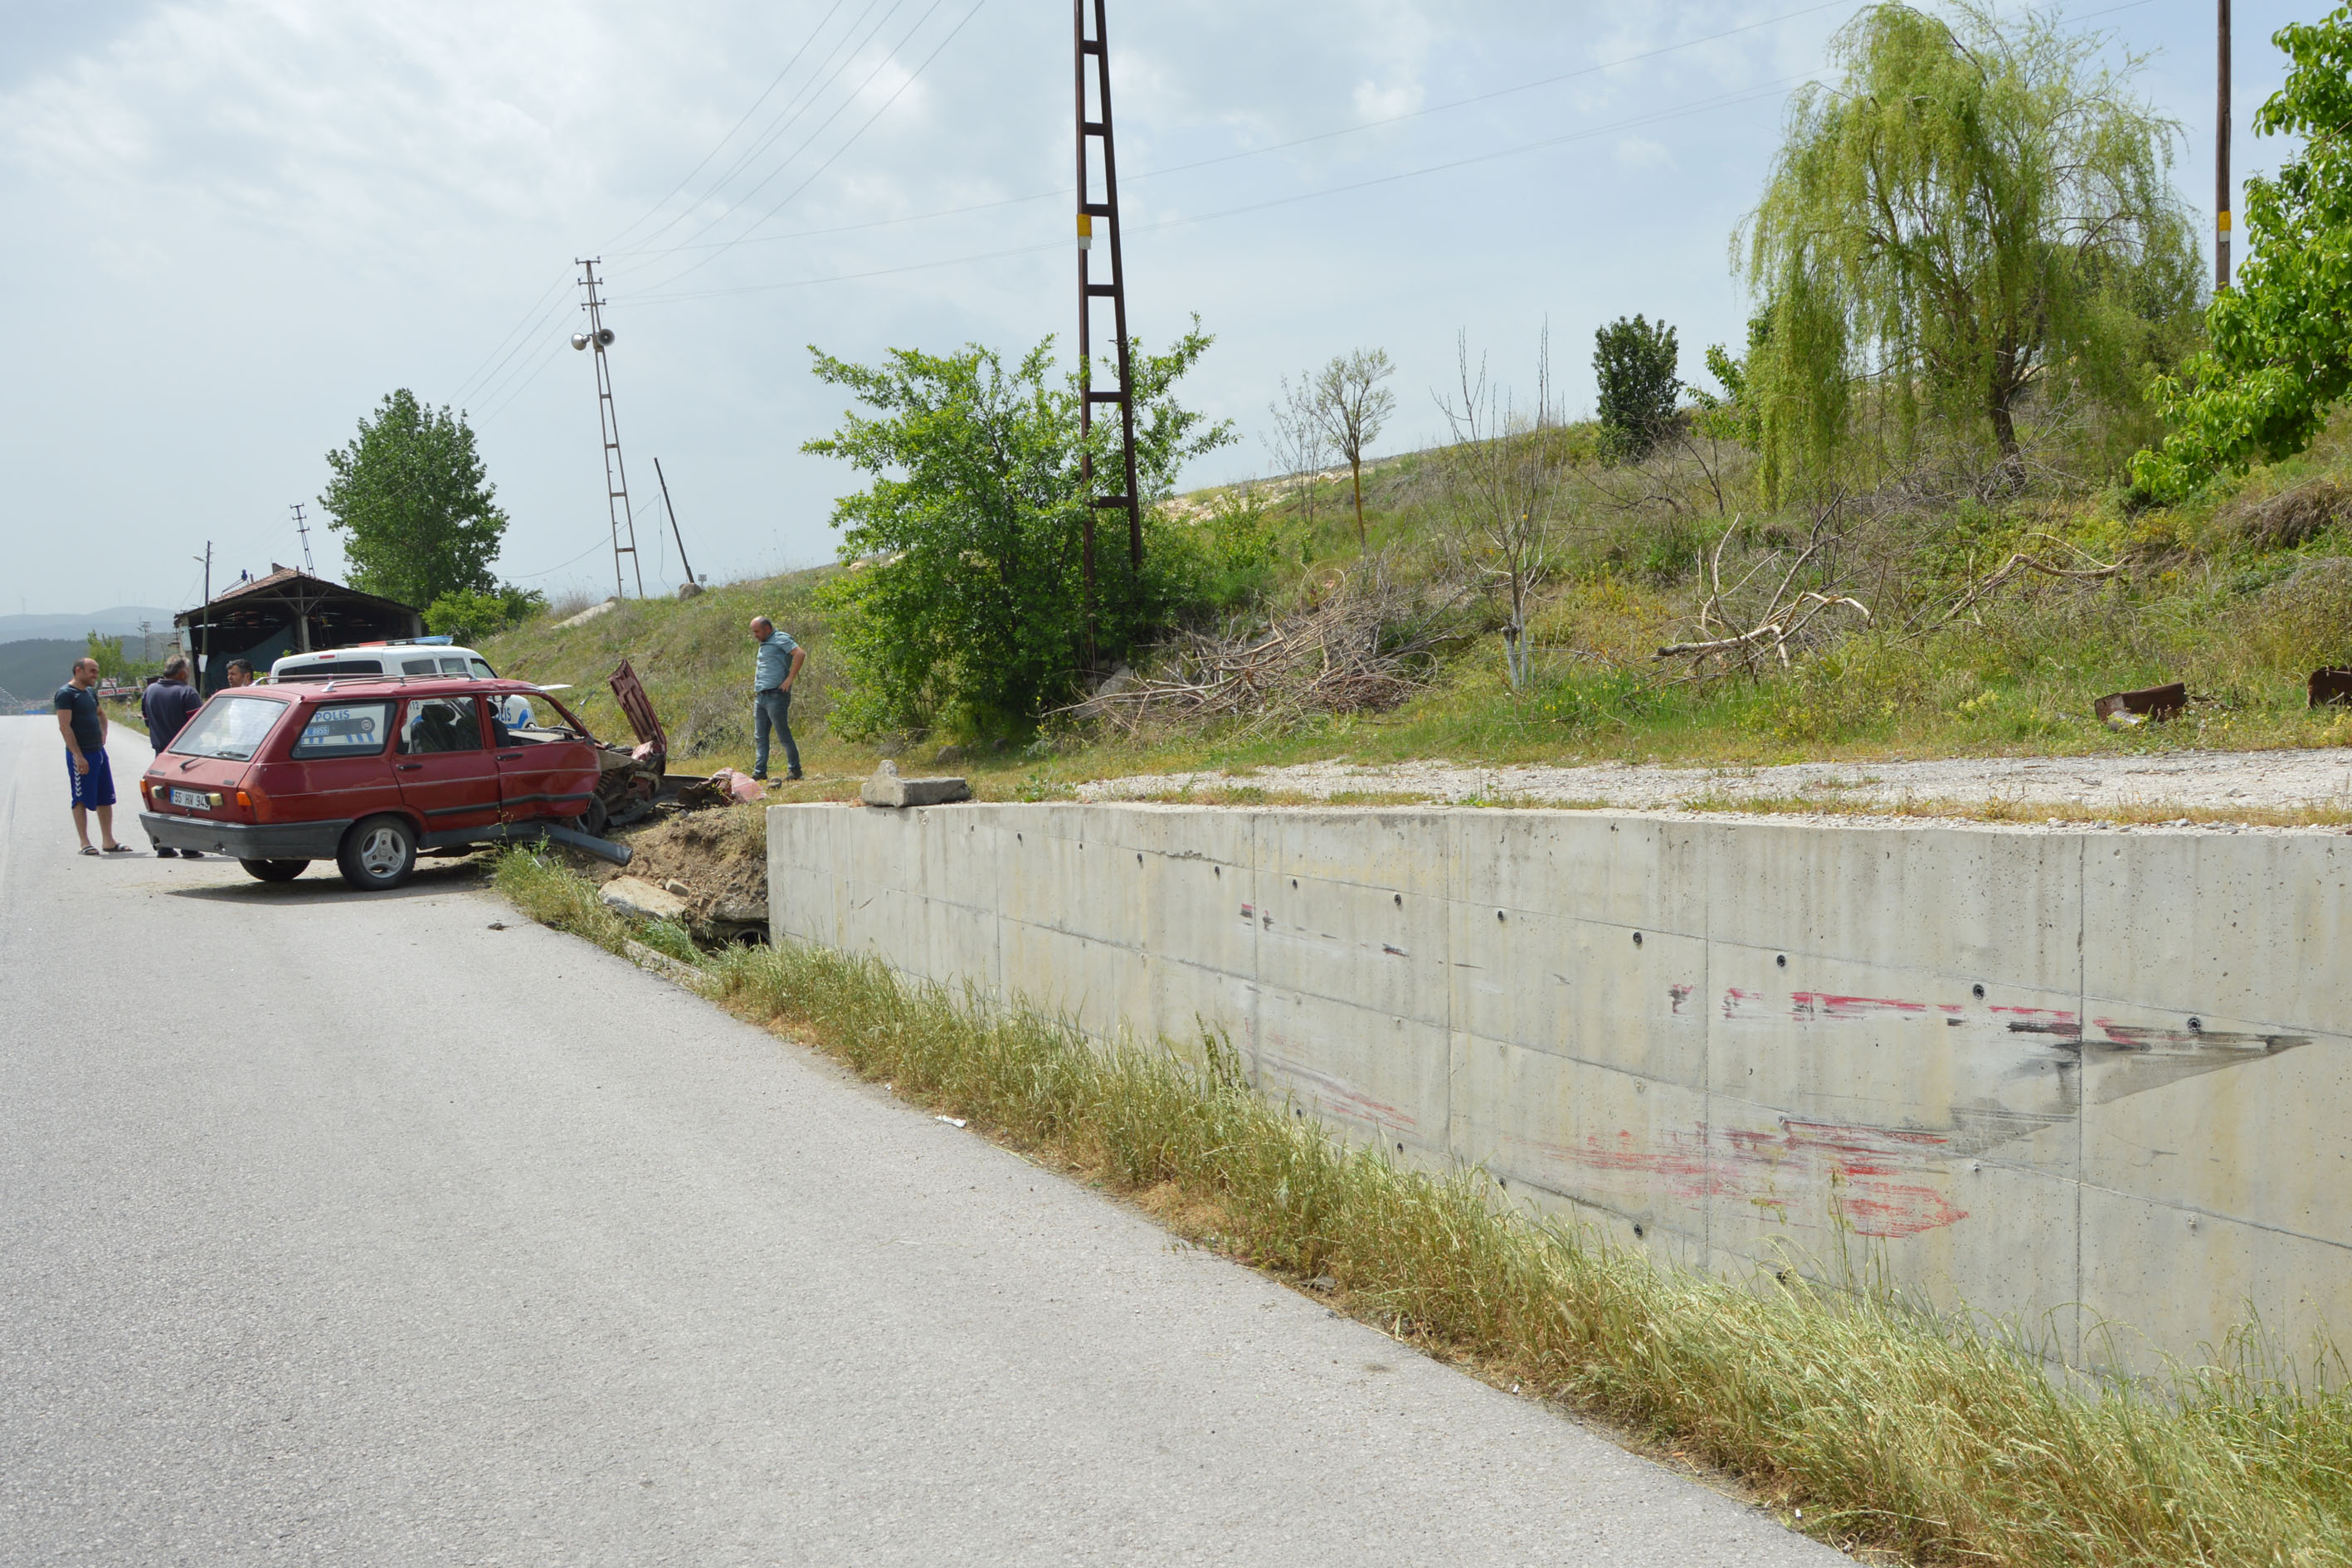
[337,815,417,891]
[241,859,309,883]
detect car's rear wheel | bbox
[337,815,416,891]
[240,859,309,883]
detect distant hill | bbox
[0,606,177,642]
[0,640,90,704]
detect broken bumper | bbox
[139,813,351,860]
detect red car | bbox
[139,676,605,890]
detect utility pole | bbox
[1074,0,1143,665]
[652,459,699,594]
[291,502,314,574]
[192,543,212,694]
[572,258,644,599]
[2218,0,2233,289]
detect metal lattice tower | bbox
[1075,0,1142,616]
[575,258,644,599]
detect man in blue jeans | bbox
[750,616,805,782]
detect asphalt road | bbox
[0,714,1850,1566]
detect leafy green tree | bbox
[424,585,548,644]
[1593,315,1682,460]
[1742,2,2199,498]
[2134,7,2352,500]
[805,326,1234,736]
[321,390,510,608]
[82,631,132,680]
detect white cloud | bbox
[1614,134,1673,171]
[0,0,2253,611]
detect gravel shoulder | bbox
[1075,747,2352,827]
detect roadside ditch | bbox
[491,834,2352,1568]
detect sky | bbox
[0,0,2313,616]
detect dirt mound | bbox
[585,803,770,932]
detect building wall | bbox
[769,803,2352,1370]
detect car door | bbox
[392,694,500,836]
[492,703,601,825]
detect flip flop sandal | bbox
[79,845,99,856]
[101,845,134,855]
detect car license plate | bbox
[170,787,212,810]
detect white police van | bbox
[270,640,497,684]
[269,640,553,728]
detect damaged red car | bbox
[139,676,610,890]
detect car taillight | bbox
[237,786,271,821]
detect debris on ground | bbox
[2093,682,2186,725]
[599,876,689,923]
[572,804,771,945]
[1056,556,1463,736]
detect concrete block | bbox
[1447,1033,1711,1249]
[2084,834,2352,1030]
[1257,996,1449,1153]
[1447,900,1708,1088]
[2078,1184,2352,1374]
[600,875,687,923]
[1702,820,2082,988]
[859,760,971,807]
[2079,1013,2351,1246]
[1707,947,2085,1178]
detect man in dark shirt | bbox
[54,658,129,855]
[139,658,208,858]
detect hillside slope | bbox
[480,417,2352,798]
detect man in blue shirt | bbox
[54,657,130,855]
[749,616,805,782]
[139,658,208,858]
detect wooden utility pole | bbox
[2218,0,2233,289]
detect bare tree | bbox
[1310,348,1396,544]
[1265,371,1328,528]
[1434,333,1559,690]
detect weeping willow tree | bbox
[1740,2,2201,501]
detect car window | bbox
[290,700,391,759]
[469,659,495,679]
[284,659,384,679]
[440,657,470,675]
[400,697,483,754]
[400,657,439,675]
[168,696,288,761]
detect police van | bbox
[269,640,498,684]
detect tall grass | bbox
[494,847,2352,1566]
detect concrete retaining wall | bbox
[769,803,2352,1368]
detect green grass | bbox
[493,845,2352,1568]
[476,415,2352,800]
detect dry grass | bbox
[492,846,2352,1568]
[1681,792,2352,830]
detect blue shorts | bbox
[67,747,116,810]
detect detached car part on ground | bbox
[138,674,635,891]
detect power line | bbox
[611,0,2162,308]
[628,0,978,297]
[450,270,573,409]
[645,0,910,244]
[597,0,864,255]
[620,72,1816,306]
[611,0,1849,266]
[622,0,921,287]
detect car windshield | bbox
[168,695,288,761]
